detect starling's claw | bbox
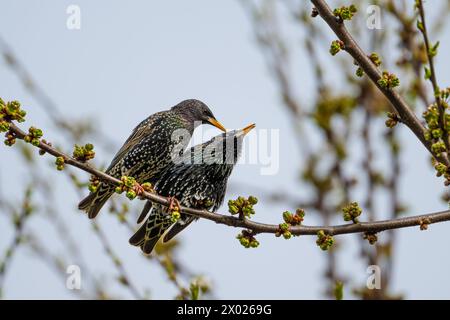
[167,196,181,213]
[133,183,145,197]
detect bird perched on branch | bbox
[129,123,256,254]
[78,99,226,219]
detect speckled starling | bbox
[78,99,226,219]
[129,123,256,254]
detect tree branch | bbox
[6,122,450,238]
[310,0,450,167]
[417,0,450,154]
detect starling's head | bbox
[171,99,226,132]
[192,123,255,165]
[230,123,256,140]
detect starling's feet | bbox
[133,183,145,198]
[167,196,181,213]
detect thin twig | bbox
[417,0,450,155]
[310,0,449,167]
[91,222,142,299]
[7,122,450,237]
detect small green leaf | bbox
[429,41,440,58]
[424,66,431,80]
[334,281,344,300]
[416,20,424,32]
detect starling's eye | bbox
[203,107,214,118]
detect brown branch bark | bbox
[7,122,450,238]
[310,0,450,167]
[417,0,450,154]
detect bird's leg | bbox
[133,183,145,197]
[166,196,181,213]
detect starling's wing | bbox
[137,200,152,224]
[106,112,163,173]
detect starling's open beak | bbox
[242,123,256,135]
[206,117,227,132]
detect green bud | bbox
[431,129,443,139]
[369,52,382,67]
[355,67,364,77]
[385,118,397,128]
[333,5,357,21]
[250,239,259,248]
[55,156,65,166]
[378,71,400,89]
[126,190,137,200]
[4,138,16,146]
[334,281,344,300]
[248,196,258,205]
[363,232,378,245]
[279,222,289,232]
[115,186,123,194]
[0,121,9,132]
[283,211,292,223]
[236,196,245,206]
[238,236,250,248]
[228,204,239,215]
[431,141,446,154]
[127,177,135,188]
[316,230,334,251]
[342,201,362,223]
[435,163,447,177]
[171,210,181,223]
[429,41,440,58]
[283,231,292,239]
[296,208,305,217]
[424,66,431,80]
[330,40,344,56]
[242,206,254,217]
[141,182,153,192]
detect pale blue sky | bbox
[1,0,449,299]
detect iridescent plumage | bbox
[129,124,255,254]
[78,99,225,219]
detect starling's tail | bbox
[78,184,114,219]
[129,207,173,254]
[163,216,196,243]
[136,201,152,224]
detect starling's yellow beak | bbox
[206,117,227,132]
[242,123,256,135]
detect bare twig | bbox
[91,222,142,299]
[417,0,450,154]
[310,0,449,167]
[6,122,450,238]
[0,185,33,294]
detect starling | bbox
[78,99,226,219]
[129,123,256,254]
